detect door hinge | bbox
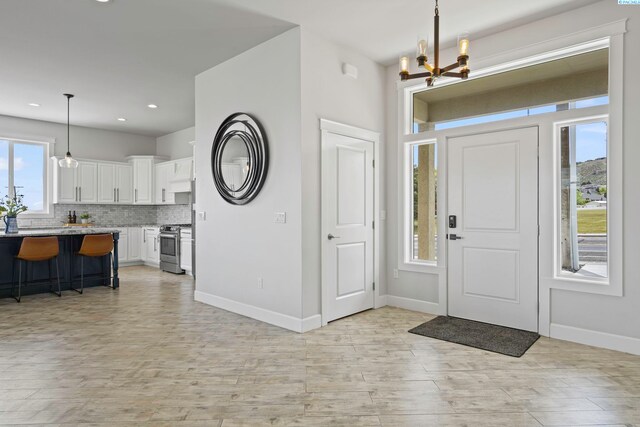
[538,225,540,236]
[372,220,375,229]
[372,159,375,168]
[373,282,376,291]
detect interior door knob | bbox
[327,234,341,240]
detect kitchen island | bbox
[0,228,120,299]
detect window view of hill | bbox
[577,157,606,186]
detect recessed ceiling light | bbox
[117,117,127,122]
[28,103,41,107]
[95,0,111,3]
[147,104,158,109]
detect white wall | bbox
[194,28,304,321]
[384,68,441,305]
[0,114,156,161]
[300,29,387,318]
[156,126,195,160]
[385,0,640,345]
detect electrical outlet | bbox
[393,268,399,279]
[274,212,286,224]
[198,211,206,221]
[257,278,264,289]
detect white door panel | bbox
[322,132,374,323]
[448,127,538,332]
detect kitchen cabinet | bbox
[116,164,133,203]
[97,163,116,203]
[52,159,97,204]
[97,163,132,204]
[180,229,192,275]
[154,162,175,205]
[128,227,141,260]
[77,161,98,203]
[118,229,129,262]
[127,156,166,205]
[142,227,160,266]
[155,157,193,205]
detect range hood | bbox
[169,159,194,193]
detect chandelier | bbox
[399,0,470,86]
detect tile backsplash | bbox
[156,204,192,224]
[20,203,191,228]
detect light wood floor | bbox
[0,266,639,426]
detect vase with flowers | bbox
[1,191,28,234]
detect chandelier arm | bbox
[400,71,433,81]
[442,71,464,78]
[441,62,462,73]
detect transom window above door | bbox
[411,48,609,134]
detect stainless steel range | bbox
[159,224,190,274]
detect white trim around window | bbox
[0,135,55,219]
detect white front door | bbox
[448,127,539,332]
[322,130,374,323]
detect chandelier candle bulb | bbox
[399,56,410,75]
[417,36,429,61]
[458,32,470,57]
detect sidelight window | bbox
[407,141,438,263]
[558,118,608,279]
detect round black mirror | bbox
[211,113,269,205]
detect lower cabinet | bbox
[180,230,192,275]
[141,227,160,266]
[118,229,129,263]
[114,227,143,265]
[128,228,142,260]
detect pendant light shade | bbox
[59,93,78,168]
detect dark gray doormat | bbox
[409,316,540,357]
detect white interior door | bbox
[448,127,539,332]
[322,130,374,323]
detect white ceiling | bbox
[0,0,600,137]
[0,0,294,137]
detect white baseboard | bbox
[119,260,143,267]
[375,294,388,308]
[301,314,322,332]
[386,295,443,315]
[194,290,320,333]
[550,323,640,356]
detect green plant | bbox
[80,212,91,219]
[1,191,28,217]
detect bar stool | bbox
[11,236,62,303]
[71,234,114,294]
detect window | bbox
[412,48,609,134]
[0,138,49,215]
[433,96,609,131]
[408,141,437,263]
[558,118,608,279]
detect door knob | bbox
[327,234,341,240]
[449,234,463,240]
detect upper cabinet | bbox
[97,163,133,204]
[116,164,133,204]
[155,157,193,205]
[127,156,167,205]
[52,159,97,204]
[155,162,175,205]
[52,155,188,205]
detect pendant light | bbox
[59,93,79,168]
